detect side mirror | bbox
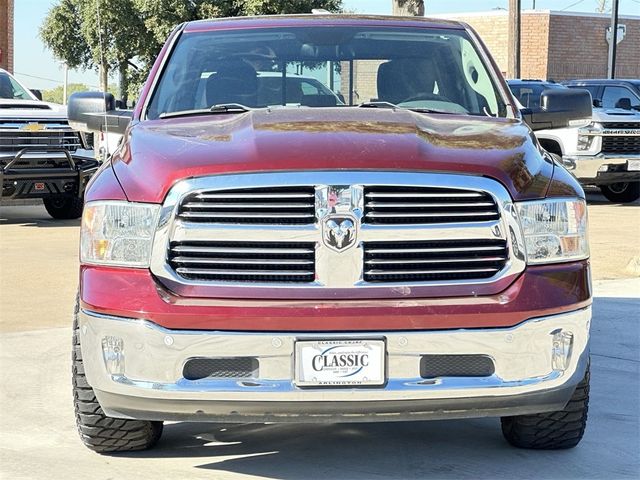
[521,89,592,131]
[30,89,43,101]
[68,91,132,135]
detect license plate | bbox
[628,160,640,171]
[295,339,385,387]
[34,182,45,191]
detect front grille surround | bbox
[151,171,526,299]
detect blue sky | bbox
[14,0,640,91]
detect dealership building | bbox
[434,9,640,81]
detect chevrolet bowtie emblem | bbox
[21,123,46,132]
[323,215,356,252]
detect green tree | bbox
[42,83,118,105]
[41,0,151,95]
[392,0,424,16]
[41,0,343,103]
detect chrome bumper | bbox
[79,307,591,423]
[562,153,640,182]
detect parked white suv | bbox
[508,79,640,203]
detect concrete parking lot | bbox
[1,193,639,479]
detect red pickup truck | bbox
[68,14,593,453]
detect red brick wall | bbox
[0,0,14,73]
[433,10,640,81]
[547,13,640,80]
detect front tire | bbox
[44,196,84,219]
[72,299,163,453]
[501,363,589,449]
[600,182,640,203]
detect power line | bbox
[14,72,100,89]
[561,0,587,10]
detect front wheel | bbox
[600,182,640,203]
[43,196,84,219]
[501,363,589,449]
[72,298,163,453]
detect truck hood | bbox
[592,107,640,122]
[112,108,554,203]
[0,99,67,120]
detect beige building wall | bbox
[0,0,14,73]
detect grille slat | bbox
[183,202,313,209]
[363,239,508,283]
[179,186,315,224]
[196,192,314,199]
[180,211,314,220]
[172,256,314,265]
[363,186,499,224]
[169,241,316,283]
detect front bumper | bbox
[79,307,591,423]
[562,153,640,184]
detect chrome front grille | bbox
[0,121,81,154]
[363,186,499,224]
[177,186,315,224]
[168,241,316,283]
[153,172,525,299]
[363,239,508,282]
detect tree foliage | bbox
[392,0,424,16]
[41,0,343,101]
[42,83,118,105]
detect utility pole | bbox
[508,0,521,79]
[607,0,619,79]
[62,62,68,105]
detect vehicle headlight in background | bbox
[577,122,602,151]
[516,198,588,264]
[81,201,160,267]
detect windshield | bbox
[146,26,507,119]
[0,72,33,100]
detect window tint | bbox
[602,86,640,110]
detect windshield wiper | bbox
[358,101,460,115]
[158,103,251,119]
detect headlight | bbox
[516,198,588,264]
[577,122,602,151]
[81,201,160,267]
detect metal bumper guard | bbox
[79,307,591,423]
[0,147,98,199]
